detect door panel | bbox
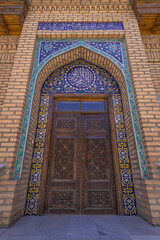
[45,114,80,214]
[82,114,117,214]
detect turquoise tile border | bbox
[14,39,149,180]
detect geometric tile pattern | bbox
[25,59,136,216]
[14,39,149,182]
[38,22,124,31]
[25,94,49,214]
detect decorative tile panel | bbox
[42,60,120,94]
[39,41,76,63]
[86,42,122,63]
[39,41,123,65]
[14,39,149,186]
[38,22,124,31]
[25,59,136,216]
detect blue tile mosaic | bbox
[38,22,124,31]
[86,41,122,63]
[39,41,122,65]
[14,39,149,184]
[25,59,136,216]
[42,60,120,94]
[39,41,76,63]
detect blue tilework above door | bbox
[39,41,123,64]
[38,22,124,31]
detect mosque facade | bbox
[0,0,160,226]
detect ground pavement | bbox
[0,215,160,240]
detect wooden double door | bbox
[45,100,117,214]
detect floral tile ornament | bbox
[14,39,149,215]
[39,41,122,64]
[25,59,136,216]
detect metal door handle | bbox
[82,156,84,161]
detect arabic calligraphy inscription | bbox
[65,66,96,90]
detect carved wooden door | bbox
[45,100,117,214]
[45,113,81,213]
[81,114,117,214]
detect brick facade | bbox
[0,37,19,112]
[142,35,160,94]
[0,0,160,226]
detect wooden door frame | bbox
[38,94,123,215]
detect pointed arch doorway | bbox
[25,59,136,216]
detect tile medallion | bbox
[38,22,124,31]
[25,59,136,216]
[13,39,149,216]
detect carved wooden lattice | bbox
[52,191,74,208]
[87,138,107,179]
[86,119,105,130]
[57,119,76,129]
[87,191,110,206]
[54,137,74,179]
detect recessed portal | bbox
[25,59,136,216]
[44,99,117,214]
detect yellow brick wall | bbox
[0,1,160,226]
[142,35,160,94]
[0,37,19,112]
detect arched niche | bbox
[23,48,138,216]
